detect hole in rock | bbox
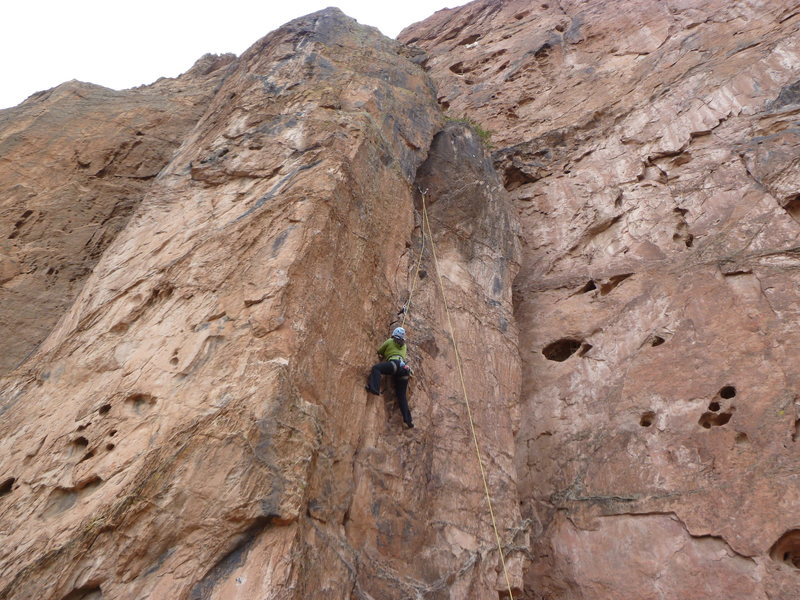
[719,385,736,399]
[698,410,733,428]
[534,42,552,59]
[76,475,103,491]
[170,357,179,365]
[98,404,111,415]
[650,335,665,347]
[542,338,583,362]
[43,489,77,518]
[42,479,101,519]
[640,411,655,427]
[0,477,15,496]
[61,585,102,600]
[708,401,721,412]
[770,530,800,569]
[783,194,800,222]
[449,62,467,74]
[514,11,530,19]
[73,437,89,448]
[735,432,749,444]
[79,451,95,463]
[77,423,89,432]
[439,100,450,110]
[577,342,593,357]
[503,164,539,191]
[599,273,633,295]
[793,420,800,443]
[579,280,596,293]
[458,34,481,45]
[106,443,115,451]
[108,430,117,437]
[418,269,427,279]
[11,211,33,232]
[125,393,156,412]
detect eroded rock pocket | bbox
[60,585,102,600]
[770,529,800,569]
[640,411,656,427]
[542,338,583,361]
[0,477,15,497]
[125,393,156,414]
[42,476,104,518]
[699,409,734,429]
[698,386,737,428]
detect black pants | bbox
[368,361,412,425]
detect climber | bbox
[366,326,414,429]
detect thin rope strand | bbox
[421,193,515,599]
[401,213,426,329]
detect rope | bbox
[400,209,426,329]
[420,192,515,599]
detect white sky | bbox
[1,1,458,110]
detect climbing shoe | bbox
[405,421,414,429]
[365,386,381,396]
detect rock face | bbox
[0,53,235,375]
[401,0,800,598]
[343,122,523,598]
[0,9,522,600]
[5,1,800,598]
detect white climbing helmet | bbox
[392,327,406,340]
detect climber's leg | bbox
[394,373,413,428]
[367,361,396,395]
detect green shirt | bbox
[378,338,407,361]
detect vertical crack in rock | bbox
[340,121,525,598]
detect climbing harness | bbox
[404,189,516,599]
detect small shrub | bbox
[446,115,494,148]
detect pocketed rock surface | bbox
[402,0,800,598]
[0,54,236,375]
[0,9,524,600]
[4,1,800,598]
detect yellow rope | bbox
[420,192,515,599]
